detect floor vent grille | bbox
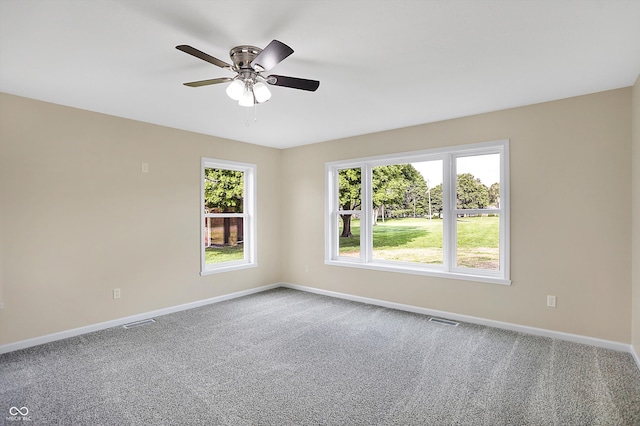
[429,317,459,326]
[123,319,156,329]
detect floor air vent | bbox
[429,317,459,326]
[123,319,156,329]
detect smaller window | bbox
[201,158,256,274]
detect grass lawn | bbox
[205,244,244,264]
[204,222,244,264]
[339,216,499,269]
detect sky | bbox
[412,154,500,188]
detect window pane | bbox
[204,168,244,213]
[456,154,500,209]
[204,217,244,264]
[411,160,443,219]
[338,168,361,211]
[372,217,443,264]
[338,212,360,257]
[456,214,499,270]
[371,161,443,264]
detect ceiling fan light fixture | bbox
[238,88,255,107]
[253,82,271,103]
[226,79,245,101]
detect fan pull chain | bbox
[243,103,258,127]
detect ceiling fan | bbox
[176,40,320,107]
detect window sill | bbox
[200,262,257,276]
[324,259,511,286]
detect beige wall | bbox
[0,93,282,345]
[632,75,640,356]
[282,88,633,343]
[0,87,635,347]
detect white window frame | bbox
[325,140,510,285]
[201,158,257,275]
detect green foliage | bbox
[373,164,427,208]
[335,165,499,268]
[339,164,429,214]
[338,168,361,210]
[337,162,496,217]
[428,183,443,218]
[456,173,489,209]
[337,165,494,238]
[204,168,244,213]
[488,182,500,207]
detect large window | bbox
[325,140,510,284]
[201,158,256,274]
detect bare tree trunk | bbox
[223,217,231,245]
[237,218,244,243]
[340,214,353,237]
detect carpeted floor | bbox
[1,287,639,425]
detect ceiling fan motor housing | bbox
[229,46,262,71]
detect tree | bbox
[372,164,428,222]
[204,168,244,244]
[338,164,429,236]
[338,168,361,237]
[488,182,500,208]
[429,183,443,218]
[402,166,429,218]
[456,173,489,210]
[373,165,406,223]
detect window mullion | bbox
[443,154,454,271]
[452,208,500,216]
[329,166,339,259]
[361,164,373,262]
[500,145,509,278]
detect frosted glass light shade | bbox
[226,80,245,101]
[238,89,254,107]
[253,82,271,103]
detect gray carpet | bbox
[1,287,639,425]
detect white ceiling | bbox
[1,1,639,149]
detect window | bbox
[325,140,510,285]
[201,158,256,274]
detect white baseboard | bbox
[0,283,281,355]
[280,282,633,355]
[632,346,640,372]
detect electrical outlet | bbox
[546,295,556,308]
[113,288,121,299]
[141,162,149,173]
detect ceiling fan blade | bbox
[176,45,233,70]
[250,40,294,72]
[266,75,320,92]
[183,77,233,87]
